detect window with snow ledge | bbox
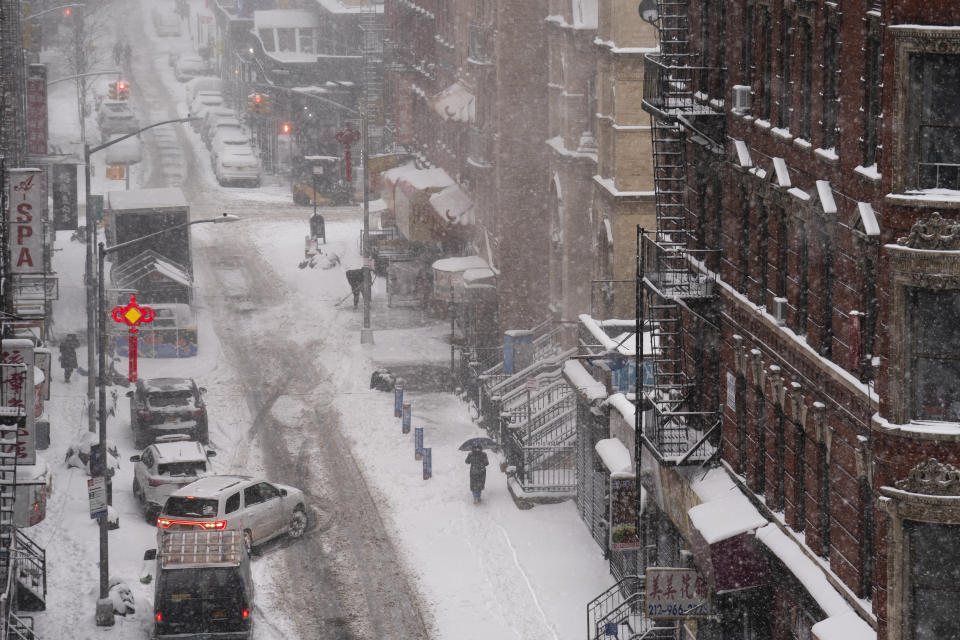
[886,214,960,423]
[880,459,960,640]
[891,26,960,193]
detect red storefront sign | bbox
[6,169,45,275]
[26,65,48,156]
[0,339,36,464]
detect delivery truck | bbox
[104,187,193,276]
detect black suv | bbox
[128,378,208,448]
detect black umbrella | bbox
[459,437,499,451]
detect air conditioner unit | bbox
[772,297,788,326]
[732,85,752,114]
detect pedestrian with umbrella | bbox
[461,437,496,504]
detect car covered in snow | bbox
[130,435,216,522]
[157,475,308,553]
[97,100,139,139]
[215,149,262,188]
[127,377,209,448]
[173,54,208,82]
[188,91,224,127]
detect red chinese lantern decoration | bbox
[111,294,155,382]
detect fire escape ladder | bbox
[0,411,21,584]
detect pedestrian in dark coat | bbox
[59,334,79,382]
[465,446,489,504]
[345,268,368,309]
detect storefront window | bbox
[277,28,296,53]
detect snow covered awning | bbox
[431,81,475,123]
[429,184,475,225]
[432,256,492,302]
[684,468,769,593]
[254,9,319,29]
[594,437,633,477]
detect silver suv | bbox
[130,435,216,522]
[157,475,307,553]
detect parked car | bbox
[200,107,235,142]
[216,150,262,188]
[174,54,208,82]
[210,133,254,169]
[206,122,250,150]
[128,377,209,448]
[97,100,139,138]
[185,76,223,106]
[189,91,224,127]
[157,475,308,553]
[130,435,216,522]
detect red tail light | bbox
[148,477,167,487]
[137,410,152,422]
[156,611,163,622]
[156,517,227,530]
[191,408,206,419]
[242,608,249,619]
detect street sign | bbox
[525,377,538,392]
[644,567,711,618]
[105,165,126,180]
[88,476,107,519]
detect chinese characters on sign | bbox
[6,169,45,275]
[51,164,78,231]
[0,340,37,464]
[25,65,47,156]
[644,567,711,618]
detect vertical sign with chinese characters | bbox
[6,169,45,275]
[25,65,47,156]
[52,164,78,231]
[1,340,36,464]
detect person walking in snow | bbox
[59,334,79,383]
[465,445,489,504]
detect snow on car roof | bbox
[142,377,196,392]
[153,439,207,463]
[172,475,252,497]
[106,187,187,211]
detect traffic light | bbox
[108,81,118,100]
[64,7,71,16]
[246,93,272,115]
[260,94,271,113]
[117,81,129,100]
[281,122,291,135]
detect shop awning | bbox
[431,80,475,123]
[686,474,769,593]
[429,184,475,225]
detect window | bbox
[277,28,296,53]
[778,13,793,129]
[798,19,813,140]
[740,188,751,294]
[758,201,769,307]
[299,29,316,55]
[777,206,787,297]
[774,403,785,511]
[243,485,264,506]
[798,226,809,334]
[259,29,276,52]
[737,374,748,474]
[821,239,834,358]
[907,522,960,639]
[225,492,240,514]
[258,483,280,501]
[863,22,882,168]
[742,1,754,87]
[760,6,773,120]
[794,415,805,530]
[821,18,840,149]
[909,289,960,421]
[753,391,766,495]
[908,53,960,190]
[818,439,830,557]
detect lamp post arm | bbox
[26,3,85,20]
[103,214,239,257]
[47,69,121,86]
[88,117,197,156]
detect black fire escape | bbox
[638,0,724,468]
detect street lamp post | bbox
[84,117,197,435]
[93,214,238,626]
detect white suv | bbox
[157,475,307,553]
[130,435,216,522]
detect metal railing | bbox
[641,54,724,119]
[588,575,667,640]
[14,530,45,609]
[640,234,718,300]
